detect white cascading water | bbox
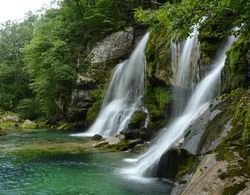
[171,28,200,116]
[74,33,150,137]
[121,35,237,179]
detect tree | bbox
[0,13,37,111]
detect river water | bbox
[0,129,172,194]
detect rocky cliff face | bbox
[68,27,142,128]
[89,27,134,64]
[171,89,249,194]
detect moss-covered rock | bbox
[152,148,196,180]
[92,134,102,141]
[86,100,102,124]
[128,111,147,129]
[222,35,249,92]
[222,182,246,195]
[21,120,38,129]
[145,29,172,86]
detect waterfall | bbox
[74,33,150,137]
[121,35,237,179]
[171,28,200,116]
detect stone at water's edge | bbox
[21,120,38,129]
[0,115,19,123]
[92,134,102,141]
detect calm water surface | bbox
[0,129,172,195]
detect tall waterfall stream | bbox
[74,33,150,137]
[121,35,237,179]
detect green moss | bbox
[212,89,250,186]
[86,100,102,124]
[155,87,171,109]
[0,121,18,128]
[11,140,97,162]
[175,149,197,180]
[222,182,246,195]
[108,140,129,151]
[129,112,147,129]
[90,88,104,101]
[145,28,172,83]
[200,39,222,66]
[242,111,250,143]
[57,122,71,130]
[222,36,248,92]
[20,121,38,129]
[148,119,165,131]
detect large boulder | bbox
[2,115,19,123]
[143,148,195,180]
[121,128,151,141]
[89,27,134,64]
[21,119,37,129]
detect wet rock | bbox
[92,134,102,141]
[128,111,148,129]
[106,136,121,146]
[69,89,94,122]
[121,129,140,140]
[128,139,143,149]
[181,101,222,155]
[152,148,195,180]
[133,143,147,153]
[121,128,151,141]
[93,141,108,147]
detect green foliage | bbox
[86,100,102,124]
[222,182,246,195]
[17,99,40,120]
[0,14,37,112]
[24,9,77,118]
[135,0,249,40]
